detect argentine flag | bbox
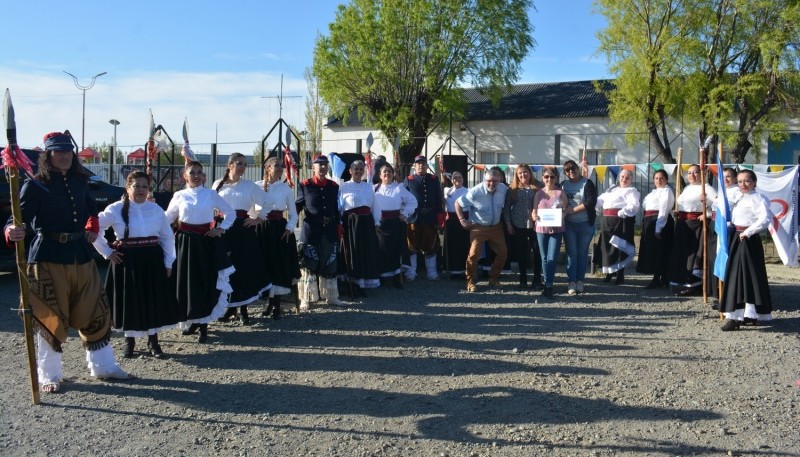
[713,156,730,281]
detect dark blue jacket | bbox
[296,178,340,244]
[7,171,99,264]
[403,173,444,225]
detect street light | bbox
[64,70,107,151]
[109,119,120,184]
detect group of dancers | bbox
[4,132,774,394]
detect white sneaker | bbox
[567,282,577,296]
[576,281,585,293]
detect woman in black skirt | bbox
[165,161,235,343]
[212,153,271,324]
[667,164,718,296]
[504,164,542,289]
[442,171,469,279]
[254,157,300,319]
[338,160,381,296]
[374,163,418,287]
[93,171,181,358]
[595,169,640,284]
[719,169,773,331]
[637,169,675,288]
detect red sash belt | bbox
[267,210,285,220]
[344,206,371,216]
[178,222,212,235]
[381,210,401,219]
[112,236,159,249]
[643,210,659,217]
[235,209,249,218]
[734,225,749,231]
[677,211,703,221]
[603,209,621,216]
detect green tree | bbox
[314,0,534,168]
[597,0,800,164]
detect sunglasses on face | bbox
[543,175,555,179]
[564,167,577,172]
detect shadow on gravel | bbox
[65,380,725,453]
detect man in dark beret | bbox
[4,132,133,393]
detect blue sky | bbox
[0,0,609,153]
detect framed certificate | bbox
[537,208,563,227]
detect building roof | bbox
[326,79,612,128]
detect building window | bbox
[479,151,510,164]
[582,149,617,165]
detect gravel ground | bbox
[0,261,798,457]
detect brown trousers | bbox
[466,223,507,285]
[27,261,111,352]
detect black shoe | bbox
[262,302,274,317]
[123,337,135,358]
[182,323,200,335]
[742,317,758,326]
[239,306,250,325]
[198,324,208,343]
[147,334,164,359]
[541,286,554,299]
[614,272,625,285]
[720,319,741,331]
[677,286,701,297]
[392,274,403,289]
[217,308,237,323]
[518,275,528,290]
[270,297,282,320]
[645,280,660,289]
[711,301,720,311]
[530,279,544,291]
[602,273,613,283]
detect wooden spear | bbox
[674,147,683,211]
[3,89,40,404]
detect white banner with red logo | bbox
[754,165,799,266]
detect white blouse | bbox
[444,186,468,212]
[677,184,717,214]
[211,178,268,218]
[374,182,418,219]
[339,180,380,226]
[251,180,297,231]
[165,186,235,230]
[642,187,675,234]
[596,186,641,217]
[731,191,772,238]
[92,200,176,268]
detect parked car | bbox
[0,148,126,270]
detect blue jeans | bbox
[536,231,563,287]
[564,220,594,283]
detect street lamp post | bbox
[109,119,120,184]
[64,71,107,151]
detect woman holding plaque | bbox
[595,169,640,285]
[531,167,570,298]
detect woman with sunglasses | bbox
[560,160,597,295]
[636,169,675,288]
[595,169,640,285]
[667,164,717,296]
[531,167,570,298]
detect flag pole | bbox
[700,145,708,304]
[3,90,40,405]
[718,141,725,318]
[675,147,683,211]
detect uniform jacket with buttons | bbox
[10,170,99,264]
[296,177,340,244]
[403,173,444,225]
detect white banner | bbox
[754,166,799,266]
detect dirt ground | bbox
[0,261,798,457]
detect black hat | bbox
[43,132,74,152]
[312,155,329,164]
[413,155,427,163]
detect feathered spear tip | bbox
[181,141,197,164]
[2,144,35,177]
